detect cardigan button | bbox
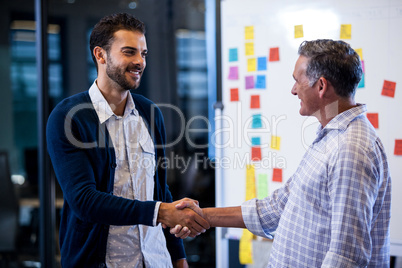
[98,263,105,268]
[111,163,117,169]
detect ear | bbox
[317,77,328,98]
[93,46,106,64]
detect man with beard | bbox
[47,13,208,268]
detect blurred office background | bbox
[0,0,216,267]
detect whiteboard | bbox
[218,0,402,255]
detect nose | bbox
[291,84,297,95]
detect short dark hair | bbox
[89,13,146,71]
[298,39,363,97]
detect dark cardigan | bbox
[47,91,185,267]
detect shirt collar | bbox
[88,80,138,124]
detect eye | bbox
[142,52,148,58]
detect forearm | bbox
[203,206,246,228]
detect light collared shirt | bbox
[242,104,391,267]
[89,82,172,268]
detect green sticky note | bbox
[257,173,268,199]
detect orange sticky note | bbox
[366,113,379,129]
[381,80,396,98]
[250,95,260,109]
[272,168,282,182]
[269,47,280,62]
[395,140,402,156]
[251,146,262,161]
[230,88,239,102]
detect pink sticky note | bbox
[245,76,254,89]
[228,66,239,80]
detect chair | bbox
[0,151,19,265]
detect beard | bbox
[105,57,142,91]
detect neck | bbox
[316,97,357,127]
[96,79,129,116]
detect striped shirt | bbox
[242,104,391,267]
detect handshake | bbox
[157,198,245,239]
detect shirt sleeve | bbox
[241,176,293,238]
[153,201,161,226]
[322,142,380,267]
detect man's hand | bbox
[158,198,209,237]
[169,199,208,239]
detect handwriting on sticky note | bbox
[245,42,254,56]
[269,47,280,62]
[340,24,352,39]
[395,140,402,156]
[230,88,239,102]
[255,75,266,89]
[247,58,256,72]
[246,76,254,89]
[251,146,262,161]
[245,26,254,40]
[250,95,260,109]
[381,80,396,98]
[271,135,281,150]
[251,137,261,146]
[228,66,239,80]
[294,25,303,38]
[257,173,268,199]
[272,168,282,182]
[252,114,262,128]
[229,48,238,62]
[257,57,267,71]
[366,113,379,129]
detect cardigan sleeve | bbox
[47,98,157,226]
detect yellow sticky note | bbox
[340,24,352,39]
[239,229,254,264]
[245,42,254,56]
[355,48,363,60]
[294,25,304,38]
[271,135,281,150]
[247,58,256,72]
[245,26,254,40]
[246,164,256,200]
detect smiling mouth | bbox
[128,69,142,79]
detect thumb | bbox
[175,201,194,210]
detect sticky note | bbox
[381,80,396,98]
[246,164,256,200]
[251,146,262,161]
[395,140,402,156]
[246,76,254,89]
[269,47,280,62]
[239,229,254,264]
[245,42,254,56]
[252,114,262,128]
[247,58,257,72]
[229,48,238,62]
[251,137,261,146]
[245,26,254,40]
[257,57,267,71]
[294,25,303,38]
[228,66,239,80]
[230,88,239,102]
[355,48,363,60]
[255,75,266,89]
[358,73,365,88]
[271,135,281,150]
[340,24,352,39]
[272,168,283,182]
[366,113,379,129]
[257,173,268,199]
[250,95,260,109]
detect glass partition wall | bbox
[0,0,214,267]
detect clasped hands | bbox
[157,198,207,239]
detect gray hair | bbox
[298,39,363,97]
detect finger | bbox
[175,201,190,209]
[162,223,167,229]
[170,224,183,235]
[175,226,191,239]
